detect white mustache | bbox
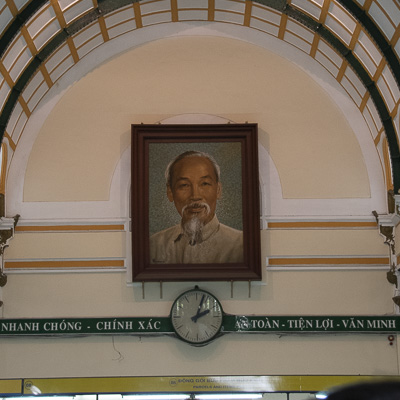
[182,202,211,215]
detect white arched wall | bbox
[5,22,387,222]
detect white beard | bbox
[181,202,211,245]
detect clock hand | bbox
[191,294,205,321]
[197,309,210,319]
[191,309,210,323]
[197,294,205,313]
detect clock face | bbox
[170,288,223,345]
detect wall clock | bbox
[170,287,224,345]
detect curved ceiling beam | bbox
[0,0,399,190]
[0,0,47,58]
[337,0,400,87]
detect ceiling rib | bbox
[0,0,399,190]
[337,0,400,87]
[0,1,48,58]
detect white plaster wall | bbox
[0,334,398,378]
[0,271,397,378]
[22,36,370,202]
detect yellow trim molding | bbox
[268,221,377,229]
[4,260,124,269]
[15,225,125,232]
[268,256,389,266]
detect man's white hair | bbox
[165,150,221,186]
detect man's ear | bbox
[167,185,174,202]
[217,182,222,199]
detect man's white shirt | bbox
[150,215,243,264]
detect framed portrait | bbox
[131,123,261,282]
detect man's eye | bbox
[201,182,211,186]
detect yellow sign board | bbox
[17,375,400,395]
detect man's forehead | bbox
[173,156,215,174]
[171,156,217,180]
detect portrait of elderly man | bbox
[150,150,243,264]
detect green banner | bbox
[0,315,399,336]
[223,315,399,333]
[0,317,172,336]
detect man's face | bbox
[167,156,222,225]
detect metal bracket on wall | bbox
[373,198,400,313]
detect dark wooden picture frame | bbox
[131,123,261,282]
